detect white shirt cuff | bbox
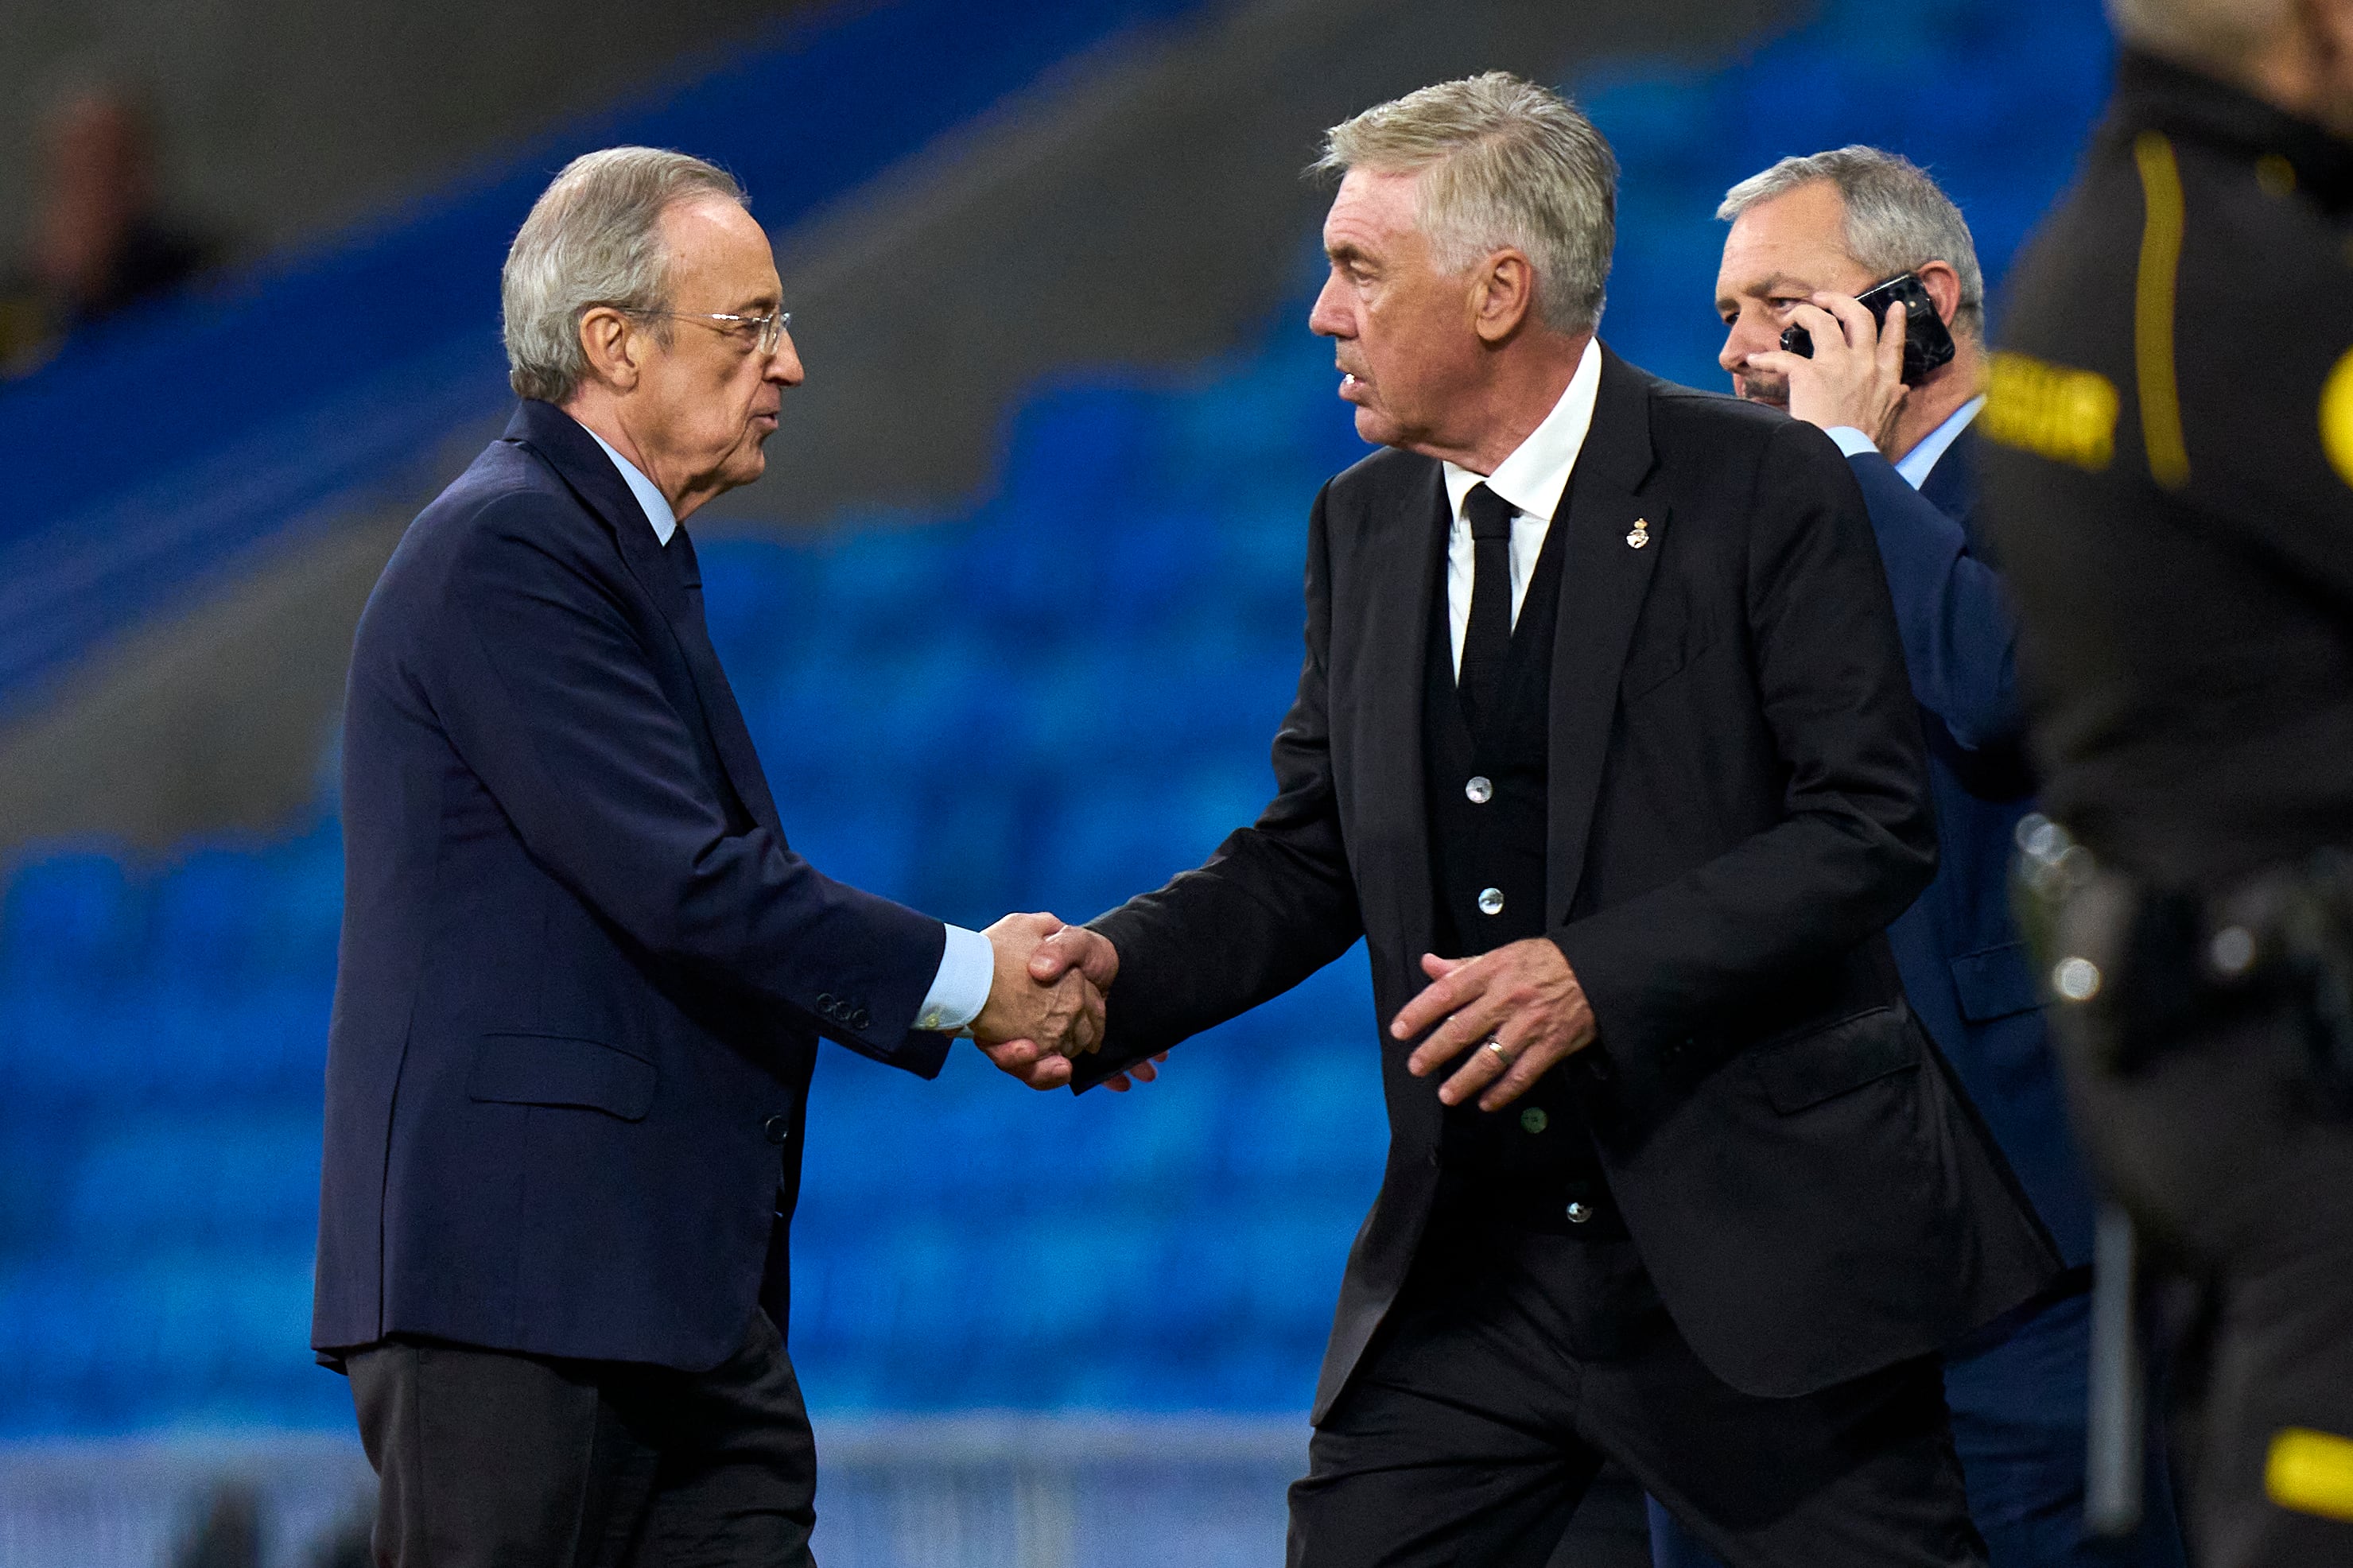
[916,923,995,1033]
[1824,425,1880,459]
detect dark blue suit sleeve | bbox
[414,492,950,1074]
[1845,449,2023,751]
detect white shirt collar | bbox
[1893,394,1986,491]
[1442,336,1603,525]
[576,419,678,545]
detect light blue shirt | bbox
[1824,394,1986,491]
[577,415,996,1034]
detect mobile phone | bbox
[1777,272,1957,385]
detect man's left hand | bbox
[1389,938,1595,1110]
[1749,292,1909,452]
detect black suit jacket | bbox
[314,400,951,1370]
[1077,349,2059,1417]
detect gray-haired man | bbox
[1684,149,2190,1568]
[316,147,1103,1566]
[1009,75,2058,1567]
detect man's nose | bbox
[1717,323,1747,378]
[767,334,805,386]
[1308,275,1349,339]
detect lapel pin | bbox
[1625,517,1650,549]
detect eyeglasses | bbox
[620,308,792,355]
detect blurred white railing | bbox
[0,1415,1306,1568]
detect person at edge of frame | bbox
[994,71,2064,1568]
[1976,0,2353,1563]
[1633,149,2192,1568]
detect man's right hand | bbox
[976,925,1124,1090]
[969,913,1105,1060]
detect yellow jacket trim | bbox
[2133,130,2191,490]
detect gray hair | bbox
[1718,146,1986,341]
[1314,72,1617,336]
[501,147,745,403]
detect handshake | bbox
[964,913,1158,1092]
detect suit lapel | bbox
[1350,460,1447,968]
[505,401,785,840]
[629,522,786,838]
[1921,425,1978,526]
[1544,349,1665,923]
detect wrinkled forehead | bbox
[660,196,781,308]
[1715,184,1873,305]
[1322,166,1426,258]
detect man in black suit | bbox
[314,148,1101,1567]
[1008,74,2060,1566]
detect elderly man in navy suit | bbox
[1668,148,2188,1568]
[313,147,1105,1568]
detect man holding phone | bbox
[1694,149,2188,1568]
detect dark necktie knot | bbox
[1464,483,1516,542]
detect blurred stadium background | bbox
[0,0,2115,1562]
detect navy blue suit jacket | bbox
[313,399,952,1369]
[1847,429,2095,1267]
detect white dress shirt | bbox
[1823,394,1986,491]
[1438,336,1604,675]
[577,415,995,1033]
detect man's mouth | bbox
[1338,370,1368,401]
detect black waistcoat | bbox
[1422,489,1610,1208]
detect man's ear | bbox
[1915,262,1964,328]
[1471,250,1536,344]
[576,305,643,393]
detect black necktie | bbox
[1458,482,1516,733]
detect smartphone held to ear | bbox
[1778,273,1956,386]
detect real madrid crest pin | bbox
[1625,517,1650,549]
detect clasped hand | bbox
[1390,937,1595,1111]
[976,924,1163,1093]
[967,913,1109,1062]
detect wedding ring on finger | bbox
[1482,1035,1510,1061]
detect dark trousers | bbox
[347,1309,815,1568]
[1287,1205,1985,1568]
[2057,993,2353,1568]
[1648,1285,2190,1568]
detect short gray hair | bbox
[2105,0,2295,75]
[1718,146,1985,342]
[1314,72,1617,336]
[501,147,745,403]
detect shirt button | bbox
[1477,887,1505,916]
[1466,775,1493,805]
[763,1114,792,1146]
[1565,1201,1594,1225]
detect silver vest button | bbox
[1565,1201,1594,1225]
[1466,775,1493,804]
[1477,887,1505,916]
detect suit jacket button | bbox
[1477,887,1505,915]
[1566,1201,1594,1225]
[850,1007,871,1030]
[763,1114,792,1146]
[816,993,837,1014]
[1466,775,1493,804]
